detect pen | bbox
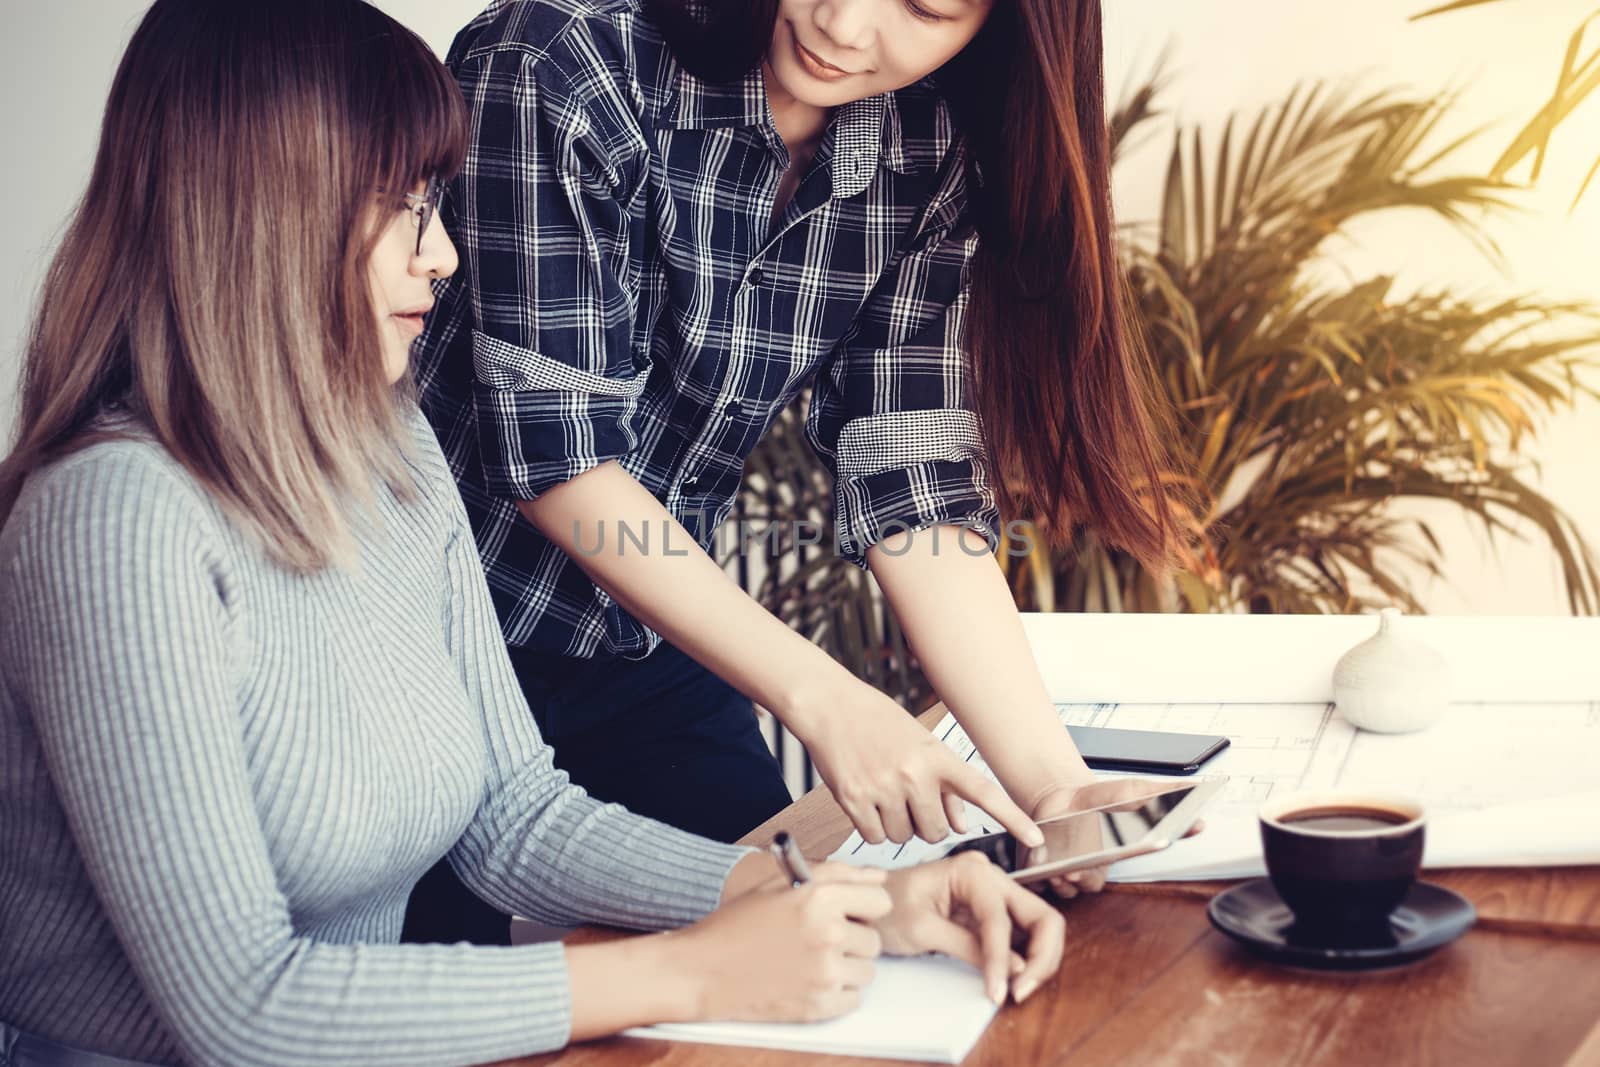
[769,830,812,887]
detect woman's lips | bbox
[394,312,428,337]
[792,30,853,82]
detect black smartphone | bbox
[1066,725,1230,775]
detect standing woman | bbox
[412,0,1186,939]
[0,1,1067,1062]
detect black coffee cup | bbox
[1259,792,1425,935]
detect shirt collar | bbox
[829,93,888,198]
[660,63,923,194]
[660,61,770,130]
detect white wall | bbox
[5,1,1596,614]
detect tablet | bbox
[943,777,1227,884]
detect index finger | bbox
[1003,881,1066,998]
[937,757,1042,847]
[967,883,1019,1005]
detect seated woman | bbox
[0,2,1064,1065]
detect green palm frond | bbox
[1108,48,1172,167]
[1413,2,1600,208]
[1105,80,1600,617]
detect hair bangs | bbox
[364,19,468,196]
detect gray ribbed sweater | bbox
[0,410,750,1067]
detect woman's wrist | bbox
[637,929,708,1022]
[565,931,703,1039]
[1001,736,1097,816]
[719,851,783,905]
[766,662,858,746]
[1022,762,1100,815]
[961,701,1096,816]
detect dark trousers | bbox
[401,640,793,945]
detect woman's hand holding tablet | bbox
[949,778,1226,897]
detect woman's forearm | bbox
[518,461,851,740]
[520,466,1048,845]
[867,525,1094,810]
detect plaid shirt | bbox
[416,0,999,659]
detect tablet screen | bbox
[946,781,1203,875]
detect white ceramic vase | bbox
[1331,608,1451,734]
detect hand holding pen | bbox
[663,833,891,1022]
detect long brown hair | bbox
[650,0,1190,569]
[0,0,466,570]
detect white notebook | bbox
[623,955,999,1063]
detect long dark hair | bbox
[649,0,1188,569]
[1,0,467,568]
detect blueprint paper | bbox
[829,703,1600,881]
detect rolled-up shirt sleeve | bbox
[451,47,647,500]
[806,180,1001,567]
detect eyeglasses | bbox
[401,175,444,257]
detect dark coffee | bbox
[1280,807,1410,833]
[1259,796,1426,935]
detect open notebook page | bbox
[623,955,998,1064]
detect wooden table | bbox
[506,706,1600,1067]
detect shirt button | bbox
[723,400,743,417]
[682,475,701,495]
[747,268,765,288]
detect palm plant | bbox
[1413,2,1600,207]
[728,76,1600,708]
[1031,79,1600,616]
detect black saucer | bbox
[1207,878,1476,970]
